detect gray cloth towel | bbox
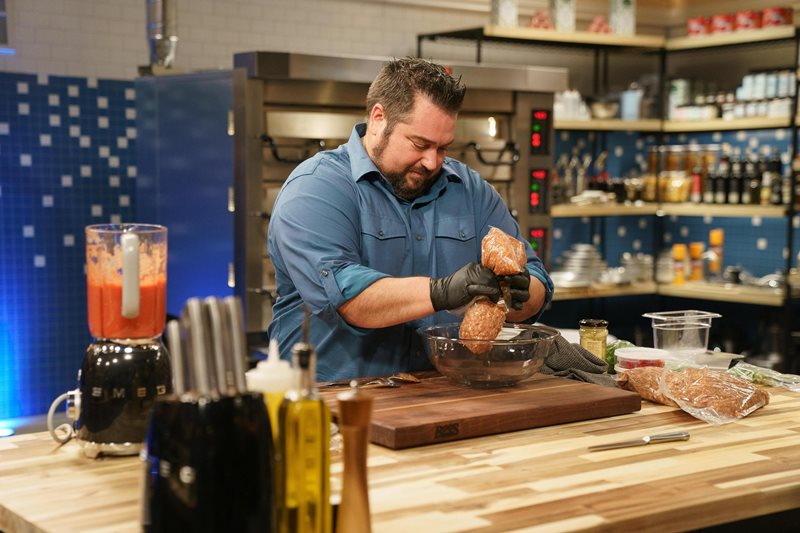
[541,335,618,388]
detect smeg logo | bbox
[434,422,460,439]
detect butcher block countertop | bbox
[1,385,800,532]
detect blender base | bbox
[77,439,143,459]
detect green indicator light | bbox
[532,124,541,132]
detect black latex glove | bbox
[499,269,531,310]
[429,262,502,312]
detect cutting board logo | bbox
[435,422,460,439]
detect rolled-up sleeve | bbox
[269,163,387,324]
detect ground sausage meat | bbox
[459,298,506,354]
[481,226,527,275]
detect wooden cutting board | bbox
[321,373,641,449]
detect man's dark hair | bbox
[366,57,466,133]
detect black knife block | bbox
[141,393,274,532]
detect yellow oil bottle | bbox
[276,337,331,533]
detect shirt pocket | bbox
[434,216,477,276]
[361,215,408,275]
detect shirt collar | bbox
[348,123,462,185]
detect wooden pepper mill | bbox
[335,382,373,533]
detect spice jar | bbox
[579,319,609,361]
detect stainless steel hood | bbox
[233,51,567,94]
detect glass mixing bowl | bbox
[418,323,559,388]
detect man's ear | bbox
[367,103,387,138]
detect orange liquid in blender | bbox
[87,278,167,339]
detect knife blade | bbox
[588,431,690,452]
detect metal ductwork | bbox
[146,0,178,67]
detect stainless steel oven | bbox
[232,51,566,337]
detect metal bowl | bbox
[418,323,559,388]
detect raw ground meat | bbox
[459,299,506,354]
[481,227,526,275]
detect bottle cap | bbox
[672,243,687,260]
[709,228,725,246]
[245,339,292,393]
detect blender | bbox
[48,224,172,458]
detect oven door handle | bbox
[464,141,519,167]
[261,135,325,164]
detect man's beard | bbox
[373,132,438,200]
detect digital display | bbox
[530,109,551,155]
[529,228,546,257]
[529,169,548,214]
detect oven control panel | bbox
[529,169,548,214]
[530,110,551,156]
[528,228,546,258]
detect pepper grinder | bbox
[335,382,373,533]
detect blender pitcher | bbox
[49,224,173,458]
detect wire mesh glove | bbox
[498,269,530,310]
[429,262,501,312]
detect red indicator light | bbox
[531,133,541,147]
[533,111,548,121]
[531,170,547,180]
[530,192,540,206]
[530,229,545,239]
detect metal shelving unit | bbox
[418,23,800,371]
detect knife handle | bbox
[648,431,690,444]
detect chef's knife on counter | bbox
[588,431,690,451]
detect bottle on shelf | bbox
[672,243,687,285]
[746,152,761,205]
[689,242,704,281]
[728,148,742,205]
[769,148,784,205]
[690,164,703,204]
[715,149,730,205]
[707,228,725,279]
[703,167,716,205]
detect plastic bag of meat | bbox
[481,226,527,276]
[459,297,507,354]
[659,366,769,424]
[618,366,769,424]
[458,227,527,353]
[616,367,678,407]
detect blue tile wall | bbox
[0,72,137,420]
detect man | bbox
[268,57,553,380]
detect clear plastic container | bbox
[652,322,711,357]
[643,310,721,359]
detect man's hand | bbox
[499,270,531,310]
[430,263,501,312]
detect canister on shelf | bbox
[672,243,687,285]
[689,242,705,281]
[579,319,608,362]
[709,228,725,275]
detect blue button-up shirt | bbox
[267,124,553,380]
